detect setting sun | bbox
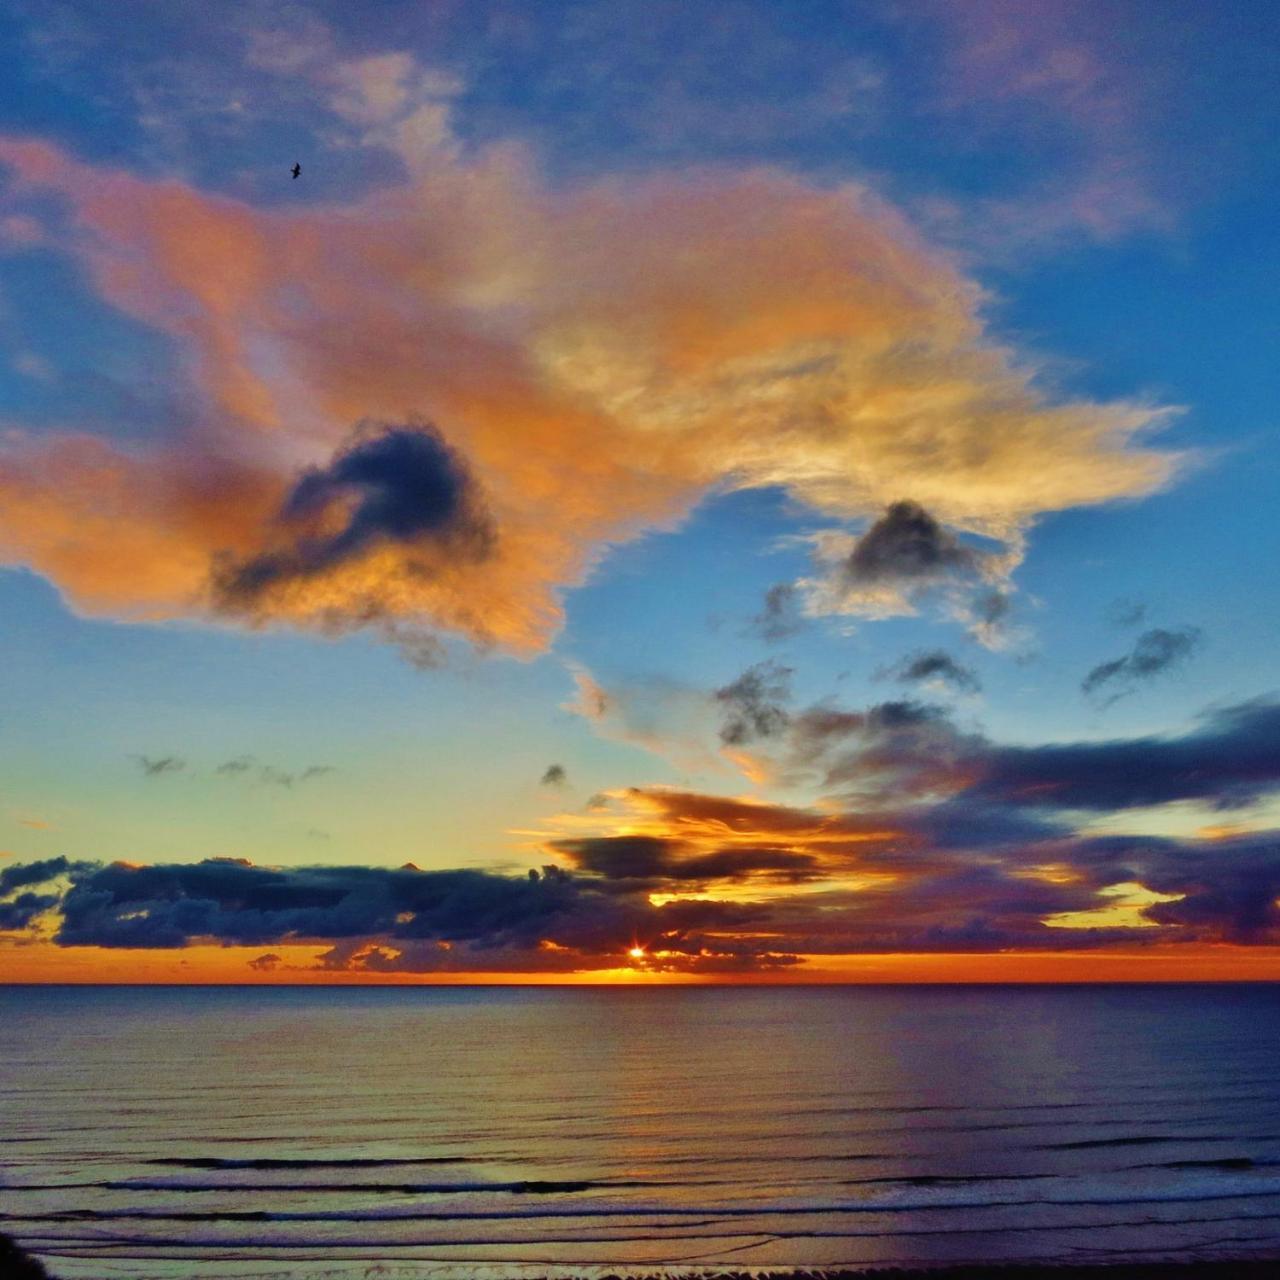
[628,947,646,960]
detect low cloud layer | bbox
[5,696,1280,970]
[0,114,1178,658]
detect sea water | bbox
[3,983,1280,1277]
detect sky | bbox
[1,0,1280,983]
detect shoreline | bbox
[10,1234,1280,1280]
[577,1266,1280,1280]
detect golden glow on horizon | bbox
[1044,881,1184,931]
[3,938,1280,984]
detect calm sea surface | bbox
[3,984,1280,1278]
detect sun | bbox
[628,946,646,960]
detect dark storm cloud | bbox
[782,691,1280,817]
[0,892,60,929]
[5,856,778,972]
[881,649,981,694]
[551,834,680,880]
[214,422,494,607]
[132,755,185,777]
[0,856,69,895]
[715,660,793,745]
[971,699,1280,813]
[752,582,803,642]
[540,764,568,788]
[551,834,819,884]
[843,501,985,587]
[1082,626,1202,704]
[0,856,74,931]
[1139,840,1280,943]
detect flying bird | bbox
[291,162,301,179]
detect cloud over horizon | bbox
[6,695,1280,971]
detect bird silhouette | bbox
[291,162,301,179]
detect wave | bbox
[20,1206,1280,1256]
[106,1177,679,1195]
[12,1174,1280,1224]
[1129,1157,1269,1171]
[1040,1132,1280,1150]
[143,1156,479,1170]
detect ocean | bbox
[2,984,1280,1278]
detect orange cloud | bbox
[0,124,1179,656]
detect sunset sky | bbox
[2,0,1280,982]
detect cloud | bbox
[540,764,567,788]
[215,758,335,787]
[715,660,793,746]
[132,755,185,778]
[212,421,494,652]
[0,856,73,931]
[0,120,1179,658]
[563,663,723,772]
[8,691,1280,965]
[800,502,1022,628]
[752,582,803,642]
[957,588,1018,650]
[846,500,986,585]
[1106,597,1147,628]
[1082,626,1202,705]
[880,648,980,694]
[4,855,792,973]
[550,782,1280,953]
[551,833,819,886]
[248,952,282,972]
[0,892,59,931]
[968,699,1280,814]
[919,0,1171,252]
[0,856,69,895]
